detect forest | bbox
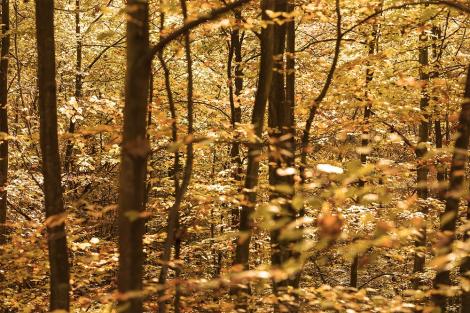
[1,0,470,312]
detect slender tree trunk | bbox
[413,31,430,285]
[435,120,445,199]
[432,66,470,312]
[232,0,275,309]
[351,12,380,288]
[174,214,182,313]
[13,0,24,134]
[286,1,299,291]
[295,0,341,288]
[461,197,470,313]
[228,11,244,231]
[158,1,195,312]
[267,2,299,309]
[143,68,153,210]
[117,0,150,312]
[0,0,10,244]
[64,0,82,174]
[431,25,446,200]
[34,0,70,310]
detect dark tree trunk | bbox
[431,25,446,200]
[351,12,380,288]
[267,1,299,307]
[117,0,150,312]
[0,0,10,244]
[286,1,299,290]
[34,0,70,310]
[232,0,275,309]
[63,0,82,174]
[228,10,244,230]
[413,31,430,283]
[295,0,341,288]
[461,198,470,313]
[158,1,195,312]
[432,66,470,312]
[435,120,446,200]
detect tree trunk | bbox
[435,120,446,199]
[34,0,70,310]
[295,0,342,288]
[0,0,10,245]
[413,31,430,284]
[158,1,195,312]
[461,198,470,313]
[232,0,275,309]
[63,0,82,174]
[267,2,298,308]
[431,25,446,200]
[351,11,380,288]
[117,0,150,312]
[432,66,470,312]
[228,11,244,231]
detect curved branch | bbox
[342,1,470,38]
[147,0,252,62]
[358,273,395,289]
[300,0,342,178]
[85,35,126,71]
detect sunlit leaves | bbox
[316,163,344,174]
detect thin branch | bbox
[147,0,252,62]
[300,0,342,173]
[342,1,470,38]
[358,273,395,289]
[7,200,33,221]
[85,35,126,71]
[367,109,416,149]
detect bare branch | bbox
[147,0,252,62]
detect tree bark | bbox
[0,0,10,245]
[63,0,82,174]
[413,31,430,284]
[34,0,70,310]
[432,66,470,312]
[158,1,195,312]
[228,10,244,231]
[461,198,470,313]
[267,2,299,307]
[117,1,150,312]
[351,9,380,288]
[431,24,446,200]
[295,0,342,288]
[232,0,275,309]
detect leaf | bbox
[317,164,344,174]
[276,167,297,176]
[96,30,115,41]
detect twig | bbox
[147,0,252,62]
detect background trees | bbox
[0,0,470,312]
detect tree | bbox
[34,0,70,310]
[432,65,470,312]
[63,0,82,174]
[232,0,275,308]
[228,9,244,231]
[0,0,10,245]
[2,1,470,312]
[157,1,195,312]
[117,0,150,312]
[412,29,431,286]
[351,3,381,288]
[267,1,299,308]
